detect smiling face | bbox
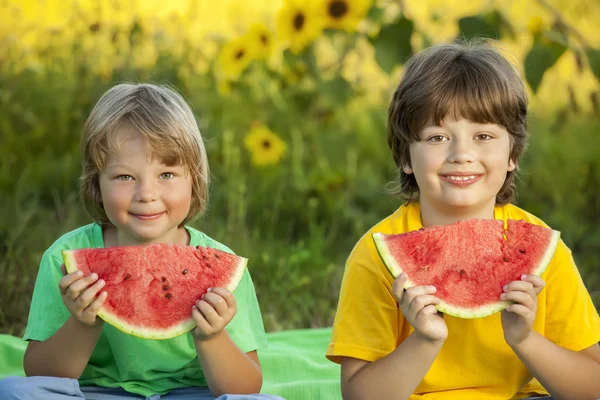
[99,124,192,246]
[404,117,515,224]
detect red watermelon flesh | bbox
[372,219,560,318]
[62,244,246,339]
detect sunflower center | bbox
[260,34,268,45]
[261,140,272,149]
[328,1,348,19]
[293,12,305,31]
[235,49,245,60]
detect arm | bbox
[23,317,103,378]
[502,274,600,400]
[341,332,443,400]
[24,268,107,379]
[191,287,263,396]
[195,333,262,396]
[513,336,600,400]
[341,273,447,400]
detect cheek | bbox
[99,182,129,212]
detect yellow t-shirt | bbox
[326,202,600,400]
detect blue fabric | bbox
[0,376,283,400]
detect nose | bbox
[447,137,475,164]
[135,179,157,203]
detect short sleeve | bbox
[543,240,600,351]
[225,267,268,353]
[327,260,404,363]
[23,251,71,341]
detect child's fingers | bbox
[409,294,440,315]
[60,264,67,276]
[392,273,408,303]
[521,274,545,294]
[66,273,99,299]
[403,285,437,308]
[84,291,107,316]
[503,281,536,301]
[505,303,533,319]
[77,280,106,309]
[196,300,221,326]
[501,290,535,310]
[58,271,83,295]
[192,305,212,332]
[416,304,440,319]
[207,287,236,309]
[202,292,229,315]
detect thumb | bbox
[60,263,67,276]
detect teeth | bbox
[447,175,476,181]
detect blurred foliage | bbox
[0,0,599,334]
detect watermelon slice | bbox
[372,219,560,318]
[62,244,247,339]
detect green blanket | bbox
[0,328,341,400]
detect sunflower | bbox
[527,16,545,35]
[248,23,274,60]
[244,124,287,167]
[323,0,373,32]
[277,0,325,54]
[218,34,255,80]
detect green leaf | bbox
[369,17,414,73]
[586,48,600,82]
[322,76,352,105]
[457,15,500,40]
[366,6,385,24]
[524,35,567,93]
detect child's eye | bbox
[427,135,447,143]
[475,133,493,141]
[117,175,133,181]
[160,172,175,179]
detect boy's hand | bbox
[501,274,545,347]
[191,287,237,341]
[58,264,107,328]
[393,273,448,343]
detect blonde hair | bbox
[80,83,209,226]
[387,41,528,204]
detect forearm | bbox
[512,332,600,400]
[24,316,102,379]
[343,332,443,400]
[194,330,263,396]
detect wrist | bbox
[413,331,446,347]
[193,328,226,346]
[509,330,538,352]
[69,315,104,331]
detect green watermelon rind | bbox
[62,249,248,340]
[372,228,561,319]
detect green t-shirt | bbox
[23,223,268,397]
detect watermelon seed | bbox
[165,293,172,299]
[161,277,167,282]
[519,249,526,254]
[124,274,131,281]
[504,257,510,262]
[206,263,212,268]
[183,269,188,274]
[215,254,220,259]
[459,269,465,276]
[163,286,169,291]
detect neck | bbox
[418,199,496,228]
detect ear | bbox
[507,158,516,172]
[402,164,413,175]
